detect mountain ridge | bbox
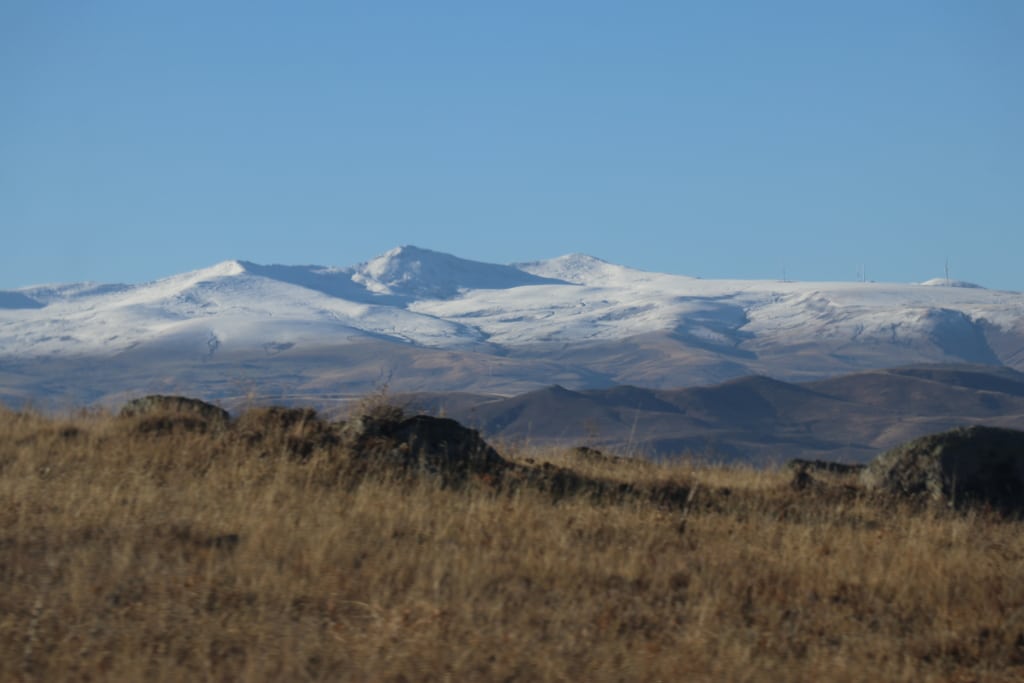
[2,245,1024,414]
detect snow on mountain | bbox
[515,253,626,285]
[920,278,985,289]
[742,282,1021,339]
[0,254,492,357]
[2,246,1024,396]
[13,281,133,305]
[515,252,692,287]
[413,266,1024,351]
[351,245,567,298]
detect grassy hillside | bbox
[2,404,1023,682]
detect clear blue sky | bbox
[3,1,1022,290]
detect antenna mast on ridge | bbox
[945,258,950,286]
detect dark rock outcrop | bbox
[121,395,229,422]
[346,414,512,483]
[119,395,230,433]
[343,412,694,507]
[861,425,1024,514]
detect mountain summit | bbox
[1,246,1023,407]
[350,246,568,299]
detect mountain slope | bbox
[353,245,569,298]
[2,246,1024,408]
[399,364,1024,463]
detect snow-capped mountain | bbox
[2,245,1023,407]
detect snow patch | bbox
[515,253,691,287]
[920,278,985,289]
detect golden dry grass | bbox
[1,404,1023,682]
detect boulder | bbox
[120,395,229,421]
[345,410,694,506]
[860,425,1024,514]
[119,395,230,431]
[348,414,511,483]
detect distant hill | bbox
[395,364,1024,464]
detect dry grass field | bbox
[2,402,1023,682]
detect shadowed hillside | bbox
[398,364,1024,463]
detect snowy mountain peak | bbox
[516,252,692,286]
[515,253,611,284]
[354,246,443,293]
[350,245,566,299]
[142,259,249,295]
[203,260,249,278]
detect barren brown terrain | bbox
[2,401,1023,682]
